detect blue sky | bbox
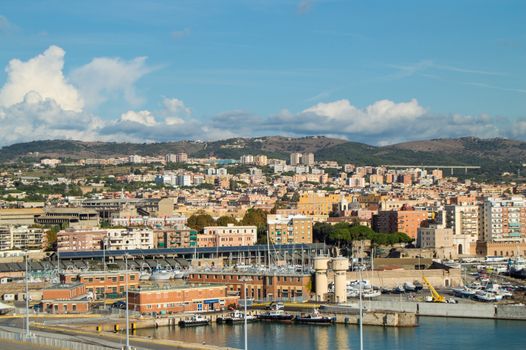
[0,0,525,146]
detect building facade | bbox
[267,214,313,244]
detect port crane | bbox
[422,277,446,303]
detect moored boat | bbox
[179,314,210,327]
[257,309,294,322]
[217,310,258,324]
[295,309,335,325]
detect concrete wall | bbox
[344,268,463,288]
[366,300,526,320]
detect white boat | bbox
[452,287,476,298]
[475,291,497,302]
[173,269,186,279]
[0,302,14,315]
[151,264,173,281]
[363,289,382,298]
[403,282,417,292]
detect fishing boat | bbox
[295,309,335,325]
[179,314,210,327]
[257,309,294,322]
[217,310,258,324]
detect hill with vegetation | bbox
[0,136,524,178]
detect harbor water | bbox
[135,317,524,349]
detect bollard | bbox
[131,322,137,330]
[96,325,102,332]
[114,324,120,332]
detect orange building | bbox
[187,271,312,302]
[61,271,140,300]
[374,209,428,239]
[129,284,238,314]
[41,283,90,314]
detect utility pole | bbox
[240,277,252,350]
[359,241,364,350]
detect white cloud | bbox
[119,110,157,126]
[70,56,150,109]
[0,45,84,112]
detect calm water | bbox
[135,317,524,350]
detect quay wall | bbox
[365,300,526,320]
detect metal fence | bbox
[0,329,113,350]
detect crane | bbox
[422,277,446,303]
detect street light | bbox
[24,249,30,338]
[124,253,131,350]
[239,276,252,350]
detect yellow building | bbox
[267,214,313,244]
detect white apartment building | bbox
[482,197,526,242]
[106,228,154,250]
[445,204,480,255]
[0,225,44,251]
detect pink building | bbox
[57,228,107,252]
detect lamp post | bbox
[125,253,130,350]
[24,249,30,338]
[239,277,252,350]
[359,241,364,350]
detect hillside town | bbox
[0,148,525,348]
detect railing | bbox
[0,329,112,350]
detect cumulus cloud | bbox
[70,56,150,108]
[0,45,84,112]
[99,97,233,143]
[0,92,103,145]
[119,110,157,126]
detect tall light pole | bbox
[25,250,30,338]
[125,253,130,350]
[359,241,363,350]
[240,277,252,350]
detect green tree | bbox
[216,215,238,226]
[313,222,335,243]
[241,208,268,243]
[45,226,60,251]
[187,212,216,232]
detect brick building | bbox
[128,284,238,314]
[61,271,140,300]
[40,283,90,314]
[187,271,312,302]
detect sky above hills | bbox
[0,0,525,147]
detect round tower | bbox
[332,257,349,304]
[313,257,330,302]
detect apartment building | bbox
[481,197,526,242]
[0,225,44,251]
[417,224,454,259]
[198,224,257,247]
[57,228,107,252]
[106,228,154,250]
[374,208,428,239]
[267,214,313,244]
[445,204,480,255]
[154,226,198,248]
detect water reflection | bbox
[135,318,524,350]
